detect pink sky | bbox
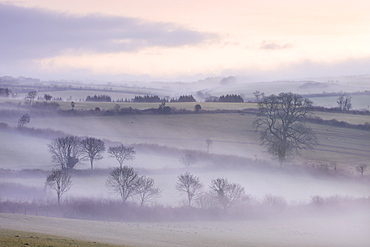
[1,0,370,82]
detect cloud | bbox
[260,41,292,50]
[0,4,217,61]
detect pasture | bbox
[1,111,369,206]
[1,110,369,171]
[1,213,369,247]
[17,112,369,166]
[310,94,370,110]
[0,228,125,247]
[311,111,370,125]
[1,85,370,247]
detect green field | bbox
[10,112,368,167]
[0,228,126,247]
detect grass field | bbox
[18,112,369,165]
[1,111,369,168]
[0,228,126,247]
[311,94,370,110]
[2,111,369,206]
[1,213,369,247]
[42,101,256,111]
[312,111,370,125]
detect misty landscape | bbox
[1,1,370,247]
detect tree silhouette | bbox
[180,151,198,167]
[194,104,202,112]
[108,144,135,168]
[254,92,318,166]
[337,93,352,111]
[80,137,105,169]
[46,169,72,205]
[48,136,82,170]
[18,114,30,128]
[135,176,161,206]
[210,178,247,210]
[25,91,37,105]
[106,166,138,202]
[44,94,52,102]
[176,172,203,207]
[205,138,213,154]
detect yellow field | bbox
[312,111,370,125]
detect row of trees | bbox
[205,94,244,103]
[176,173,248,210]
[47,135,214,171]
[86,95,112,102]
[45,166,248,211]
[0,87,13,97]
[48,136,106,170]
[170,95,197,102]
[132,95,197,103]
[133,95,165,103]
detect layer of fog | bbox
[1,116,369,206]
[1,141,369,207]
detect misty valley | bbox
[1,78,370,247]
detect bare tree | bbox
[176,172,203,207]
[135,176,161,206]
[45,169,72,205]
[205,138,213,154]
[210,178,248,210]
[330,162,338,174]
[108,144,135,168]
[356,164,367,176]
[106,166,138,202]
[48,136,82,170]
[44,94,52,102]
[180,151,198,167]
[80,137,105,170]
[253,90,264,103]
[337,93,352,111]
[262,194,287,209]
[113,104,121,115]
[254,92,318,166]
[25,91,37,105]
[18,114,30,128]
[195,192,218,209]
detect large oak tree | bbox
[254,92,318,166]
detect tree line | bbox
[86,94,112,102]
[132,95,196,103]
[0,87,13,97]
[45,135,248,210]
[205,94,244,103]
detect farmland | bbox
[1,82,370,247]
[0,228,125,247]
[1,109,369,207]
[9,111,369,166]
[1,213,369,247]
